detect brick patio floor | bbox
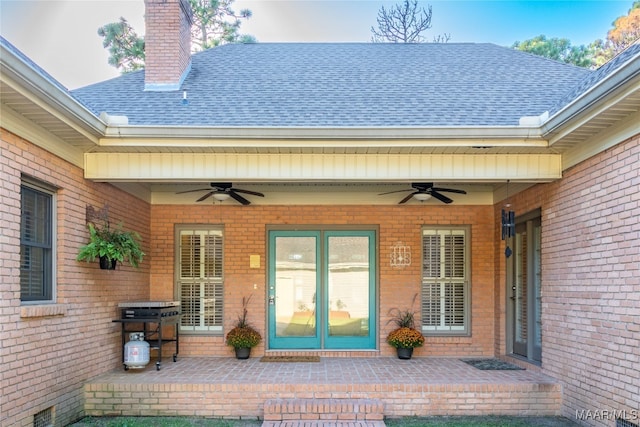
[84,357,561,420]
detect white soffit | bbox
[154,186,495,205]
[1,103,85,167]
[562,109,640,170]
[84,152,562,182]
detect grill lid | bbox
[118,301,180,308]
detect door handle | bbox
[268,296,275,305]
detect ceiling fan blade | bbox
[176,188,209,194]
[196,191,214,202]
[379,189,413,195]
[229,191,251,205]
[430,190,453,204]
[232,188,265,197]
[398,192,417,204]
[431,187,467,194]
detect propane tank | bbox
[124,332,150,369]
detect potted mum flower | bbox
[226,295,262,359]
[386,294,424,359]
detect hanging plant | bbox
[76,220,144,269]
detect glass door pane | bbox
[511,217,542,363]
[327,236,369,337]
[269,232,320,349]
[513,224,528,357]
[324,231,376,349]
[532,218,542,362]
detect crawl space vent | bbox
[34,407,53,427]
[617,418,639,427]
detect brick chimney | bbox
[144,0,193,91]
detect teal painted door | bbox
[268,230,376,350]
[268,231,321,349]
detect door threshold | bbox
[265,349,380,358]
[503,354,543,372]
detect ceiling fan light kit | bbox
[212,193,231,202]
[413,193,432,202]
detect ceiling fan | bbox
[176,182,264,205]
[379,182,467,204]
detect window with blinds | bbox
[20,182,54,302]
[177,228,224,333]
[421,227,470,335]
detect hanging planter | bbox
[99,256,117,270]
[77,219,144,270]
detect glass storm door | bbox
[512,217,542,362]
[268,230,376,350]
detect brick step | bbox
[263,398,385,424]
[262,422,385,427]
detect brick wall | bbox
[150,203,495,358]
[495,133,640,426]
[144,0,192,89]
[0,129,151,427]
[85,380,561,418]
[8,127,635,425]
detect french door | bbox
[511,215,542,362]
[268,230,376,350]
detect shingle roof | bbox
[71,43,591,127]
[548,42,640,116]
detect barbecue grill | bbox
[113,301,181,371]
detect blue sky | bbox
[0,0,633,89]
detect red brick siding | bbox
[7,127,636,425]
[150,204,495,358]
[493,133,640,425]
[144,0,192,87]
[544,134,639,425]
[84,380,562,418]
[0,129,151,427]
